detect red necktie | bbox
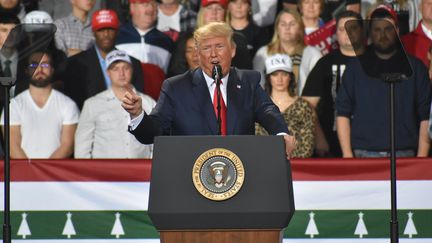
[213,81,227,135]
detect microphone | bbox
[212,64,222,81]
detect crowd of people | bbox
[0,0,431,159]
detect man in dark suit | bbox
[62,9,144,110]
[0,13,24,100]
[0,13,21,159]
[122,22,297,157]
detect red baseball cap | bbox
[92,9,119,31]
[228,0,251,4]
[370,4,398,24]
[201,0,228,9]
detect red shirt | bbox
[401,21,432,68]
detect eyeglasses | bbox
[28,63,51,69]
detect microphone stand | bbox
[1,76,15,243]
[381,72,405,243]
[390,81,398,243]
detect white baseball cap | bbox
[106,50,132,70]
[24,11,53,24]
[265,54,293,74]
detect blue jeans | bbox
[353,149,415,158]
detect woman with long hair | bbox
[167,0,252,77]
[253,9,321,95]
[256,54,314,158]
[226,0,269,57]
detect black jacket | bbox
[62,46,145,109]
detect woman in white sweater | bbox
[253,9,321,95]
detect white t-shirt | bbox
[157,5,182,32]
[1,89,79,158]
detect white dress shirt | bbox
[76,89,156,158]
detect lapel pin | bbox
[236,85,241,89]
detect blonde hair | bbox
[194,22,236,48]
[196,8,206,28]
[267,9,305,56]
[196,5,228,28]
[226,0,252,24]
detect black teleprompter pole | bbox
[389,82,398,243]
[1,79,13,243]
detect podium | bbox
[148,136,295,243]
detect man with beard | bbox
[63,9,144,110]
[1,50,79,158]
[335,5,431,158]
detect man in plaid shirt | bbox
[54,0,96,57]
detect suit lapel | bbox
[227,68,242,135]
[191,69,218,134]
[89,47,107,93]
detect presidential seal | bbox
[192,148,245,201]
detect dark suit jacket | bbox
[0,57,26,108]
[0,57,26,155]
[131,68,289,144]
[62,46,145,109]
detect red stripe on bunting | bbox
[0,159,152,182]
[291,157,432,181]
[0,158,431,182]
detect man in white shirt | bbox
[157,0,196,42]
[1,50,80,158]
[75,50,156,158]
